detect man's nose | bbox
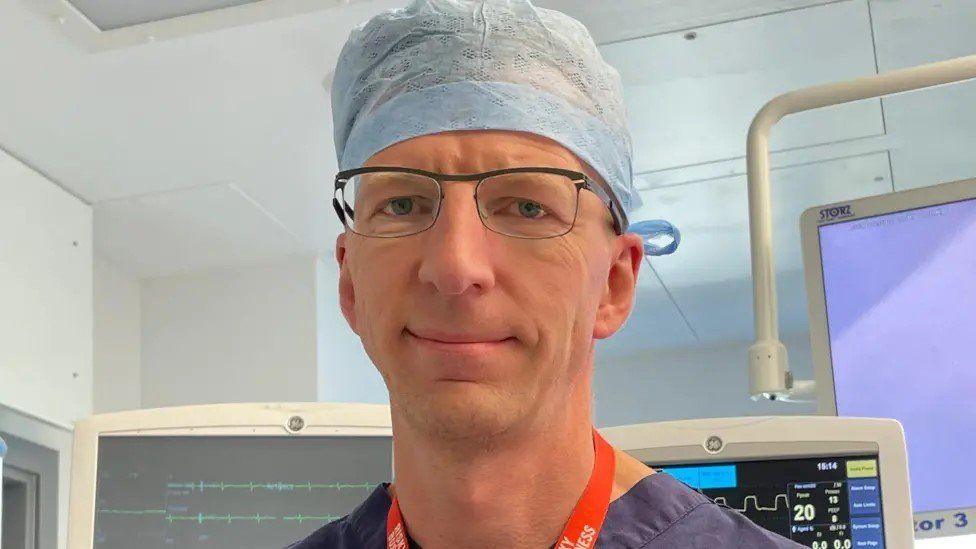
[417,184,496,296]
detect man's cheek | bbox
[353,287,399,365]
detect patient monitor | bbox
[68,403,393,549]
[602,416,914,548]
[801,177,976,540]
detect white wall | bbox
[97,253,387,411]
[0,148,90,549]
[93,259,142,413]
[140,255,319,408]
[593,336,817,427]
[315,258,386,404]
[0,148,92,426]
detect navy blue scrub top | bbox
[286,472,805,548]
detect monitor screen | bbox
[93,435,392,549]
[650,454,885,548]
[817,196,976,513]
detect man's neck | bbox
[389,407,595,548]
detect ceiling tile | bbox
[634,152,893,343]
[883,81,976,191]
[598,261,699,359]
[536,0,844,45]
[94,183,306,278]
[871,0,976,71]
[0,148,35,179]
[600,0,883,174]
[870,0,976,191]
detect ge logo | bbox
[287,415,305,432]
[704,436,724,454]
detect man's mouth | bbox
[404,328,517,353]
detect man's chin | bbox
[396,383,527,441]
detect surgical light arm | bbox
[747,54,976,401]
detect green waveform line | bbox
[282,514,340,523]
[97,509,339,525]
[166,513,277,524]
[167,481,377,492]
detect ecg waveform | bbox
[95,480,372,531]
[97,510,341,524]
[712,494,790,513]
[167,481,377,492]
[282,514,341,524]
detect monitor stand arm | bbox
[746,54,976,402]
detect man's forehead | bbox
[363,130,607,187]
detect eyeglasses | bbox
[333,166,625,239]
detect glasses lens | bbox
[477,172,579,238]
[342,171,440,237]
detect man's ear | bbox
[593,233,643,339]
[336,232,359,335]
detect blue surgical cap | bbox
[330,0,642,230]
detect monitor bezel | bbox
[799,176,976,415]
[600,415,915,547]
[67,402,392,549]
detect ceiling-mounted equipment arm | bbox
[747,54,976,401]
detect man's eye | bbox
[383,197,415,216]
[516,200,546,218]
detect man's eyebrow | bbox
[358,171,418,184]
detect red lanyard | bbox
[386,430,616,549]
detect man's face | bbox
[336,130,642,440]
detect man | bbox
[291,0,804,547]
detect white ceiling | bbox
[2,0,974,355]
[1,0,404,274]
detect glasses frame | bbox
[333,166,625,239]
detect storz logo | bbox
[818,205,854,222]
